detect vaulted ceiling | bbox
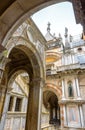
[0,0,85,18]
[7,47,33,80]
[0,0,15,16]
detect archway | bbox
[43,90,61,127]
[0,43,45,130]
[4,71,29,130]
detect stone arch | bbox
[7,69,28,89]
[0,0,71,46]
[44,83,62,99]
[43,83,62,125]
[0,39,45,130]
[43,89,61,126]
[6,36,45,79]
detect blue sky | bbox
[32,2,82,40]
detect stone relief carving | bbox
[13,23,27,37]
[67,105,80,126]
[27,26,44,61]
[36,40,44,60]
[27,26,37,44]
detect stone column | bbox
[63,105,67,126]
[25,78,44,130]
[79,105,84,127]
[75,77,81,98]
[62,55,65,65]
[12,97,16,112]
[0,85,7,119]
[62,79,65,99]
[60,104,64,128]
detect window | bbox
[15,98,22,111]
[68,81,74,97]
[8,96,14,111]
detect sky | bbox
[32,2,83,40]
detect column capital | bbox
[32,77,45,82]
[29,77,45,87]
[74,75,79,79]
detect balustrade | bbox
[46,63,85,75]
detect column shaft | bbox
[62,79,65,99]
[75,77,80,98]
[0,85,6,119]
[63,105,67,126]
[60,104,64,128]
[25,78,43,130]
[79,105,84,127]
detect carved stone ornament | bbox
[27,26,37,43]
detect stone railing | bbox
[70,39,85,48]
[57,63,80,72]
[46,63,85,75]
[71,34,82,41]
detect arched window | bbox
[68,81,74,97]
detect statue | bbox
[68,82,73,97]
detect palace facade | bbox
[0,1,85,130]
[1,18,85,130]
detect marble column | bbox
[62,55,65,65]
[79,105,84,127]
[60,104,64,128]
[75,77,81,98]
[62,79,65,99]
[25,78,44,130]
[12,97,17,112]
[63,105,67,126]
[0,85,7,119]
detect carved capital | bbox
[29,77,45,87]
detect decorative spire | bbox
[59,33,62,41]
[69,35,73,42]
[64,27,68,38]
[47,22,51,32]
[64,27,70,48]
